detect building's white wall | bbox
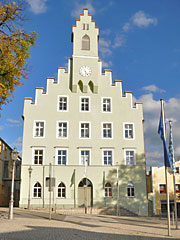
[20,9,148,216]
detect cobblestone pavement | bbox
[0,208,180,240]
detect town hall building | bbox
[20,9,148,216]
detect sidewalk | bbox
[0,208,179,239]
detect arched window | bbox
[33,182,41,198]
[58,182,66,198]
[78,80,83,92]
[82,35,90,50]
[78,178,92,187]
[88,81,94,92]
[105,182,112,197]
[127,182,135,197]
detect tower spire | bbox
[72,9,99,57]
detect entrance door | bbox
[78,178,93,207]
[177,203,180,218]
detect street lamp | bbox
[9,147,19,220]
[28,166,33,209]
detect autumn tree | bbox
[0,0,37,110]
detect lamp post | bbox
[28,166,33,209]
[9,147,18,220]
[84,156,88,214]
[116,163,120,216]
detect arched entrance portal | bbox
[78,178,93,208]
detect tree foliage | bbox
[0,1,37,110]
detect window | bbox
[102,123,112,138]
[176,184,180,193]
[176,167,179,173]
[83,24,89,30]
[34,121,45,137]
[57,150,67,165]
[33,182,41,198]
[159,184,166,194]
[58,96,68,111]
[58,182,66,198]
[82,35,90,50]
[57,122,67,138]
[127,183,135,197]
[102,98,111,112]
[33,149,44,165]
[125,150,135,166]
[80,123,90,138]
[161,200,174,216]
[124,123,134,139]
[3,161,9,178]
[15,164,20,178]
[80,150,90,165]
[105,182,112,197]
[103,150,112,165]
[4,146,7,158]
[80,97,90,111]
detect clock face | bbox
[79,65,92,77]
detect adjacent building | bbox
[0,138,21,207]
[20,9,148,216]
[147,159,180,217]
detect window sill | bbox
[33,136,45,138]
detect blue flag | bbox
[158,112,171,167]
[169,121,176,173]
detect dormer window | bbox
[82,35,90,50]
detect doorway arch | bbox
[78,178,93,207]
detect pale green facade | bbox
[20,9,148,216]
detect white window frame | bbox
[80,96,90,112]
[175,184,180,193]
[104,182,113,197]
[79,148,91,166]
[127,183,135,198]
[175,167,180,173]
[57,95,68,112]
[56,121,68,139]
[32,147,45,165]
[101,97,112,113]
[124,149,136,166]
[79,121,91,139]
[102,149,114,166]
[57,182,66,198]
[102,122,113,139]
[55,148,68,165]
[33,182,42,198]
[33,120,45,138]
[159,183,166,195]
[123,122,135,140]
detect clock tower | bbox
[70,9,100,93]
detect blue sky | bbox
[1,0,180,169]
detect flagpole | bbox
[116,164,120,216]
[160,99,171,236]
[169,120,178,229]
[74,169,76,208]
[173,172,178,229]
